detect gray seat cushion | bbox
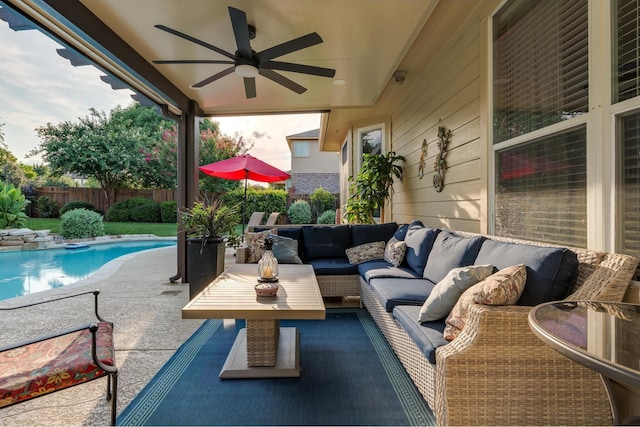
[358,260,421,282]
[369,277,435,312]
[392,305,448,364]
[422,231,485,284]
[474,239,578,306]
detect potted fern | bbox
[180,194,240,299]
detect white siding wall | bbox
[291,140,339,174]
[388,2,496,233]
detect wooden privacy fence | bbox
[35,187,176,214]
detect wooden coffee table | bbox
[182,264,325,378]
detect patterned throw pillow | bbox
[345,241,386,265]
[443,264,527,340]
[384,237,407,267]
[245,228,277,263]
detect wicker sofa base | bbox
[317,275,360,297]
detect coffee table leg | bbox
[245,319,280,367]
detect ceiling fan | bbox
[153,6,336,98]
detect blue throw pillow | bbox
[393,223,410,240]
[302,225,352,260]
[403,224,440,275]
[422,231,485,284]
[269,234,302,264]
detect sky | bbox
[0,17,320,173]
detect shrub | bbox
[37,196,59,218]
[161,200,178,223]
[130,201,161,222]
[0,182,30,228]
[310,187,336,219]
[317,210,336,224]
[60,208,104,239]
[288,199,312,224]
[221,188,287,217]
[105,197,158,222]
[60,200,96,216]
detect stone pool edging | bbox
[0,228,172,252]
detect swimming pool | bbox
[0,240,176,301]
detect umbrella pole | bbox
[241,175,248,237]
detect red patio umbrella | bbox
[199,154,291,234]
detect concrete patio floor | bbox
[0,245,219,426]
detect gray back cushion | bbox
[302,225,352,260]
[474,239,578,305]
[403,225,440,275]
[422,231,485,283]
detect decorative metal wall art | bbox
[418,138,428,179]
[433,126,451,192]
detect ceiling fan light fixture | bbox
[235,64,259,78]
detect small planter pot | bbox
[186,237,225,300]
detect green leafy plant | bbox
[60,208,104,238]
[346,151,405,223]
[180,194,240,241]
[105,197,157,222]
[288,199,312,224]
[310,187,336,220]
[317,209,336,224]
[0,182,30,228]
[37,196,59,218]
[60,200,97,216]
[160,200,178,223]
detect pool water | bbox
[0,240,176,301]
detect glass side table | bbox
[529,301,640,425]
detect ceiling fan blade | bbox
[155,24,236,61]
[192,66,235,88]
[228,7,252,59]
[256,32,323,62]
[262,61,335,78]
[244,77,257,98]
[259,69,307,94]
[153,60,235,65]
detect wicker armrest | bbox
[435,303,612,426]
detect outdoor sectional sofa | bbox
[238,221,639,426]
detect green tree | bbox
[31,104,176,210]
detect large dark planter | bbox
[186,237,225,300]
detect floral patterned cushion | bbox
[384,237,407,267]
[345,241,386,264]
[0,322,114,408]
[245,228,277,263]
[443,264,526,340]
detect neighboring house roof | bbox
[287,129,320,139]
[286,128,320,151]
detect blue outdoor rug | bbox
[117,308,435,426]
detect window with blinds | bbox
[493,0,589,143]
[495,126,587,247]
[618,111,640,258]
[615,0,640,102]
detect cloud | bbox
[252,130,270,139]
[1,19,322,171]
